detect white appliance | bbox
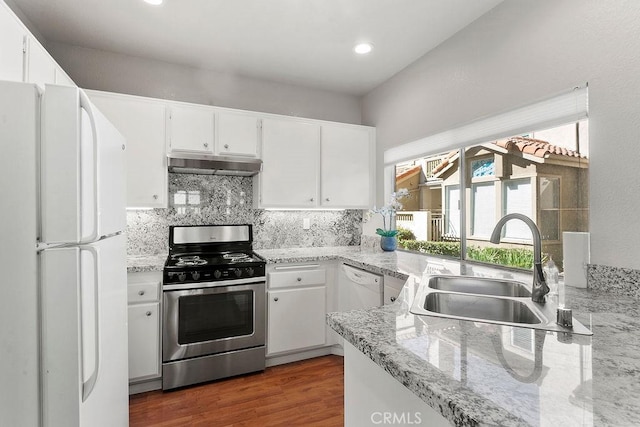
[0,81,129,426]
[338,264,383,311]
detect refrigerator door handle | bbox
[81,245,101,402]
[78,90,100,243]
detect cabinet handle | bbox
[138,290,145,296]
[204,142,209,148]
[297,277,302,282]
[145,311,152,316]
[152,194,158,200]
[310,198,314,202]
[325,198,330,202]
[274,297,279,302]
[121,144,126,151]
[390,297,397,302]
[224,144,229,149]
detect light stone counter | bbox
[127,254,166,273]
[257,247,640,426]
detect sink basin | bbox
[410,274,593,335]
[427,275,531,297]
[423,292,541,324]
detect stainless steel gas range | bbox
[161,224,266,390]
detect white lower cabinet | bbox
[127,272,162,389]
[267,286,326,355]
[267,264,329,356]
[128,303,160,380]
[344,341,450,427]
[384,274,408,305]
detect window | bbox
[445,185,460,238]
[502,178,532,240]
[393,120,589,270]
[471,182,495,238]
[539,177,560,241]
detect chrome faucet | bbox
[490,213,550,303]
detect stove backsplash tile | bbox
[127,174,362,255]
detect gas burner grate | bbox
[176,256,208,266]
[223,253,251,263]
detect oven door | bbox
[163,281,265,362]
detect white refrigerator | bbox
[0,81,129,426]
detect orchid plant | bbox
[372,188,409,237]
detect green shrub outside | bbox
[397,238,534,269]
[398,240,461,257]
[466,246,534,269]
[396,227,416,241]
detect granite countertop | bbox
[127,254,166,273]
[256,246,640,426]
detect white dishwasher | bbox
[338,264,383,311]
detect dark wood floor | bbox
[129,355,344,427]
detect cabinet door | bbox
[0,4,25,82]
[260,118,320,207]
[217,112,259,157]
[128,302,161,381]
[267,286,326,355]
[321,125,373,208]
[25,37,55,89]
[89,93,167,208]
[167,104,214,154]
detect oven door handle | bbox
[163,277,265,291]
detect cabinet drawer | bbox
[128,282,160,303]
[268,268,326,289]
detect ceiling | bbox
[9,0,503,96]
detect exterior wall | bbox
[362,0,640,270]
[46,42,363,125]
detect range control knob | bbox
[177,272,187,282]
[246,267,255,277]
[234,268,243,278]
[191,271,201,281]
[213,270,222,279]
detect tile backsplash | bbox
[127,174,363,255]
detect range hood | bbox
[168,153,262,176]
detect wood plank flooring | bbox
[129,355,344,427]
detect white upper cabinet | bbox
[54,66,75,87]
[321,125,374,208]
[260,118,320,208]
[257,118,375,209]
[25,36,56,89]
[88,91,168,208]
[0,3,26,82]
[167,104,215,154]
[216,111,260,157]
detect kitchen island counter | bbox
[258,246,640,426]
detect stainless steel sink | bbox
[427,275,531,297]
[410,274,593,335]
[423,292,541,324]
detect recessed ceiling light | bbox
[354,43,373,55]
[144,0,163,5]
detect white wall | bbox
[362,0,640,271]
[47,41,362,124]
